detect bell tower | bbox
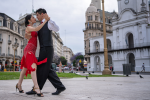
[91,0,101,10]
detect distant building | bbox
[83,1,115,65]
[63,46,74,64]
[0,13,24,67]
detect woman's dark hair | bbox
[36,8,47,14]
[25,14,32,27]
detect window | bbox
[95,16,98,21]
[15,26,17,32]
[0,34,1,40]
[89,42,90,47]
[89,33,91,36]
[7,22,10,28]
[85,34,86,37]
[0,20,2,26]
[21,50,22,56]
[8,35,10,40]
[15,38,17,43]
[89,24,91,29]
[91,16,92,21]
[85,42,86,48]
[88,16,90,21]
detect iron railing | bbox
[86,42,150,54]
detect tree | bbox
[70,52,84,67]
[59,56,67,65]
[53,53,60,64]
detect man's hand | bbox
[44,14,50,21]
[25,33,31,40]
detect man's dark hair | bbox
[36,8,47,14]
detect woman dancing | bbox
[16,14,50,97]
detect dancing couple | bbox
[16,8,66,97]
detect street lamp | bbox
[102,0,111,75]
[12,43,19,72]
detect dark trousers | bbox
[37,46,65,90]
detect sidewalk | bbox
[0,75,150,100]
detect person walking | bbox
[141,63,145,72]
[1,64,4,72]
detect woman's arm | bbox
[27,20,47,32]
[26,14,50,32]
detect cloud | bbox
[0,0,118,54]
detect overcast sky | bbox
[0,0,118,54]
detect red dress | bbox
[20,30,47,77]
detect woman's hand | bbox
[44,14,50,21]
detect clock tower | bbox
[91,0,101,10]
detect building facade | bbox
[63,46,74,64]
[88,0,150,72]
[0,13,24,67]
[83,1,114,64]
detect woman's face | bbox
[29,15,36,24]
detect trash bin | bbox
[122,64,131,76]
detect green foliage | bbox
[60,56,67,65]
[76,55,84,60]
[73,60,76,67]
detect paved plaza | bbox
[0,74,150,100]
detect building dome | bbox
[86,3,97,13]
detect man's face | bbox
[36,12,43,21]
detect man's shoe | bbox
[26,89,36,95]
[52,88,66,95]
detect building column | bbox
[90,55,94,71]
[134,25,138,47]
[142,24,147,46]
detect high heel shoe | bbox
[16,83,24,93]
[33,87,44,97]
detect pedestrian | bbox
[141,63,145,72]
[1,64,4,72]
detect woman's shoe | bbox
[33,87,44,97]
[16,83,24,93]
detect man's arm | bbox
[48,19,59,32]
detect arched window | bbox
[0,20,2,26]
[91,16,92,21]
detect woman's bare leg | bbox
[31,63,43,96]
[18,67,27,91]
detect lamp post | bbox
[102,0,111,75]
[12,43,19,72]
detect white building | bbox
[63,46,74,64]
[0,13,24,67]
[88,0,150,72]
